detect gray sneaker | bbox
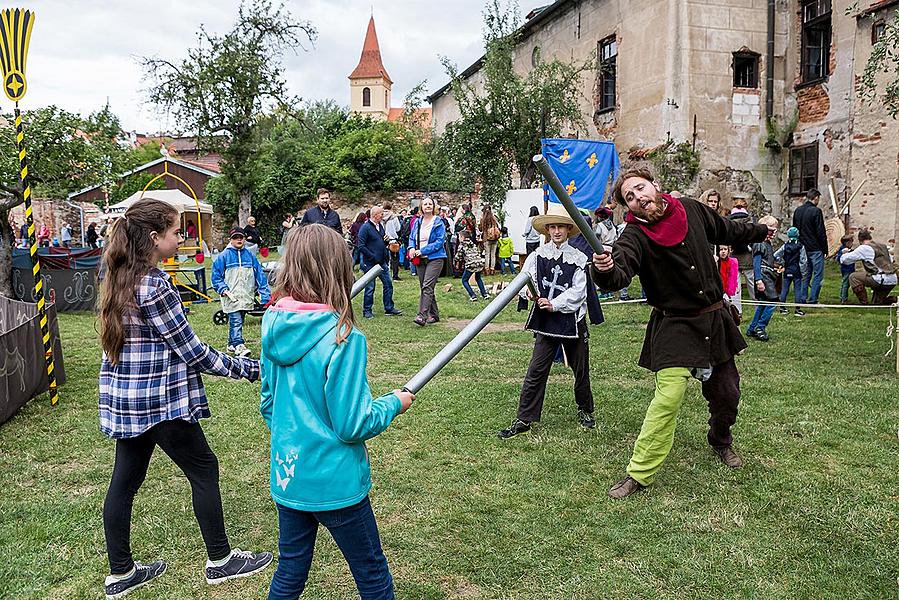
[205,548,273,585]
[234,344,251,358]
[104,560,167,599]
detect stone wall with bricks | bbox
[429,0,898,244]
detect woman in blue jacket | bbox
[407,197,447,326]
[260,224,415,599]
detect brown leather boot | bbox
[712,445,744,468]
[608,476,646,499]
[852,285,869,305]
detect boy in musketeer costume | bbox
[497,204,596,439]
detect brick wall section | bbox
[797,84,830,123]
[8,199,102,244]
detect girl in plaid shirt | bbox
[98,199,272,599]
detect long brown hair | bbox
[611,166,656,206]
[274,223,356,344]
[99,199,179,364]
[479,205,498,231]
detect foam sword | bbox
[350,264,384,299]
[403,270,536,394]
[532,153,608,256]
[401,156,606,395]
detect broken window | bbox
[733,51,760,88]
[598,35,617,113]
[801,0,831,83]
[872,20,885,45]
[362,87,371,107]
[789,143,818,196]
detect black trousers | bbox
[389,251,400,279]
[517,320,594,422]
[703,357,741,448]
[103,419,231,574]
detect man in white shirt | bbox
[840,229,897,305]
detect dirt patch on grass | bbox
[442,318,523,334]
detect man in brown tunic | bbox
[592,168,773,499]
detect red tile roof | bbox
[349,16,392,84]
[387,107,432,130]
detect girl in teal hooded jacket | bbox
[260,224,414,600]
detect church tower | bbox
[349,16,392,120]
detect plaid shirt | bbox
[99,268,259,439]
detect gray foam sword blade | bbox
[350,264,383,299]
[533,153,606,256]
[403,270,532,394]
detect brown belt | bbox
[659,300,723,318]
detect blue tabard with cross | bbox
[525,255,579,338]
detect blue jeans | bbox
[840,272,851,302]
[461,269,487,298]
[227,311,245,347]
[268,497,393,600]
[362,262,395,316]
[779,275,805,304]
[803,250,825,303]
[498,257,517,274]
[747,304,776,334]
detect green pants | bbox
[627,367,691,486]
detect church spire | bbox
[348,15,392,84]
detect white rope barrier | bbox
[598,296,896,310]
[598,296,899,364]
[738,299,895,309]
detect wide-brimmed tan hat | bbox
[532,203,576,235]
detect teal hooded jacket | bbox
[260,297,402,511]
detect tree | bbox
[0,106,123,297]
[140,0,316,226]
[438,0,593,209]
[855,8,899,117]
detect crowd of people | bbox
[5,216,115,249]
[91,167,899,600]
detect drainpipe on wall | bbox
[766,0,775,120]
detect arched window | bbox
[384,90,388,107]
[362,87,371,107]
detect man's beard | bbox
[634,196,668,223]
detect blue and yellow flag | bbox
[541,138,619,211]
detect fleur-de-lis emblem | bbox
[566,180,577,195]
[586,153,598,168]
[559,149,570,163]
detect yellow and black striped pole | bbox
[1,9,57,404]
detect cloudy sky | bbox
[21,0,544,133]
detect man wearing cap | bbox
[497,203,596,439]
[592,167,773,498]
[728,198,756,300]
[840,229,898,305]
[211,227,271,358]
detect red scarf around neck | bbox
[624,193,688,246]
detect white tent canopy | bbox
[108,189,213,215]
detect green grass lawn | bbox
[1,265,898,599]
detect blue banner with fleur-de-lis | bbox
[541,138,619,211]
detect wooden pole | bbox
[16,105,58,404]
